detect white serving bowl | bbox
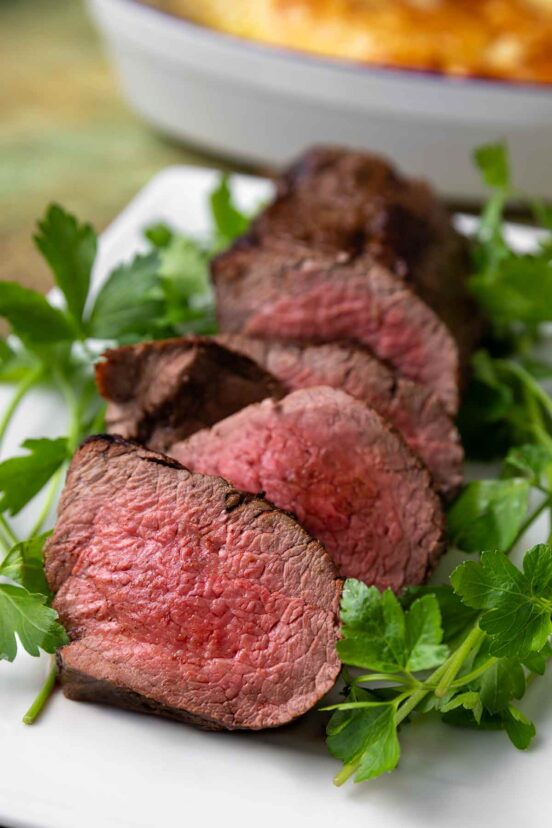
[88,0,552,198]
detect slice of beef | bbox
[95,336,284,452]
[44,436,341,731]
[213,239,460,414]
[216,334,463,500]
[252,145,482,374]
[97,333,462,499]
[170,387,446,592]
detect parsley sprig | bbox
[459,144,552,458]
[326,540,552,785]
[0,175,248,720]
[326,144,552,786]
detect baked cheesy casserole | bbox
[144,0,552,84]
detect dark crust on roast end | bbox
[80,433,183,467]
[95,335,285,452]
[95,335,281,401]
[57,652,339,732]
[72,435,313,524]
[245,146,484,384]
[57,654,226,731]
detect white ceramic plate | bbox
[87,0,552,199]
[0,167,550,828]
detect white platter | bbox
[0,166,550,828]
[87,0,552,199]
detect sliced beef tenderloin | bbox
[216,334,463,500]
[95,336,284,452]
[45,436,341,731]
[170,387,446,592]
[212,239,460,414]
[252,145,482,374]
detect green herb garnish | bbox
[327,143,552,786]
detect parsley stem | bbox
[501,359,552,421]
[394,660,451,727]
[392,627,486,728]
[29,464,66,538]
[0,520,12,554]
[0,513,18,548]
[514,497,551,547]
[324,701,395,711]
[0,365,44,456]
[54,370,83,452]
[448,657,498,689]
[524,385,547,439]
[353,673,414,686]
[22,656,57,725]
[532,424,552,452]
[434,626,485,698]
[334,761,358,787]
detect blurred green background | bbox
[0,0,227,293]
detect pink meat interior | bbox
[243,275,458,415]
[48,441,341,729]
[171,387,445,592]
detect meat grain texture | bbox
[213,239,460,414]
[213,147,483,414]
[45,436,342,730]
[216,334,463,499]
[253,145,482,373]
[171,387,446,592]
